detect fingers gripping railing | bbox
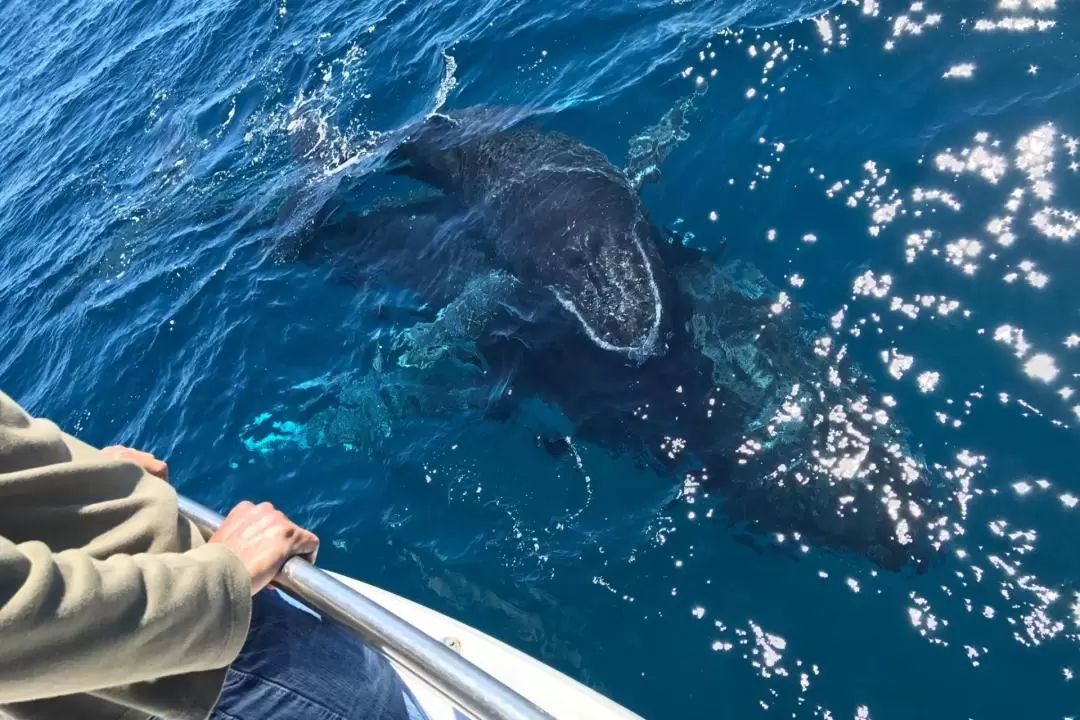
[178,495,553,720]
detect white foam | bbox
[433,51,458,112]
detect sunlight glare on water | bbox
[0,0,1078,717]
[626,1,1080,715]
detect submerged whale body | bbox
[387,110,671,361]
[279,107,939,572]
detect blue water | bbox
[2,0,1079,717]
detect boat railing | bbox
[178,495,554,720]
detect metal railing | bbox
[178,495,553,720]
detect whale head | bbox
[542,214,668,363]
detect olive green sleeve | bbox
[0,535,251,703]
[0,389,253,704]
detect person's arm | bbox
[0,535,252,702]
[0,391,319,703]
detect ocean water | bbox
[1,0,1078,717]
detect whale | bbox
[264,107,939,572]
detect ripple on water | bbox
[0,0,1079,718]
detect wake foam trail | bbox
[433,51,458,114]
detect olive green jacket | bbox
[0,390,252,720]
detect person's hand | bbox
[208,501,320,595]
[101,445,169,482]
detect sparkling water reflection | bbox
[0,0,1078,717]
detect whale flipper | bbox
[624,85,707,192]
[397,270,523,369]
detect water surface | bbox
[1,0,1078,717]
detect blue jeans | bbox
[211,590,429,720]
